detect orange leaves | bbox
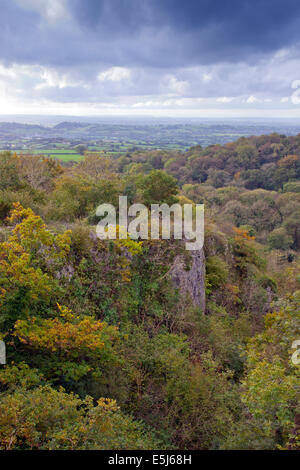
[233,227,255,241]
[14,317,102,353]
[277,154,300,168]
[13,305,119,357]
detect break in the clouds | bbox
[0,0,300,116]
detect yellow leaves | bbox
[57,303,79,321]
[103,225,143,283]
[0,244,52,305]
[8,203,53,253]
[13,305,119,357]
[54,231,72,260]
[7,202,33,225]
[7,202,71,260]
[97,397,119,411]
[264,311,281,329]
[109,225,143,256]
[0,203,71,306]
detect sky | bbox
[0,0,300,117]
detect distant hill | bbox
[0,119,299,149]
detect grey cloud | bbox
[0,0,300,112]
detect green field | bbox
[13,145,144,161]
[15,149,84,161]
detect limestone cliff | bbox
[171,247,205,313]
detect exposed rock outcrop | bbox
[171,247,205,313]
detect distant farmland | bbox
[15,149,84,162]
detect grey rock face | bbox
[0,341,6,365]
[171,248,205,313]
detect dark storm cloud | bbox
[1,0,300,68]
[71,0,300,61]
[1,0,300,114]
